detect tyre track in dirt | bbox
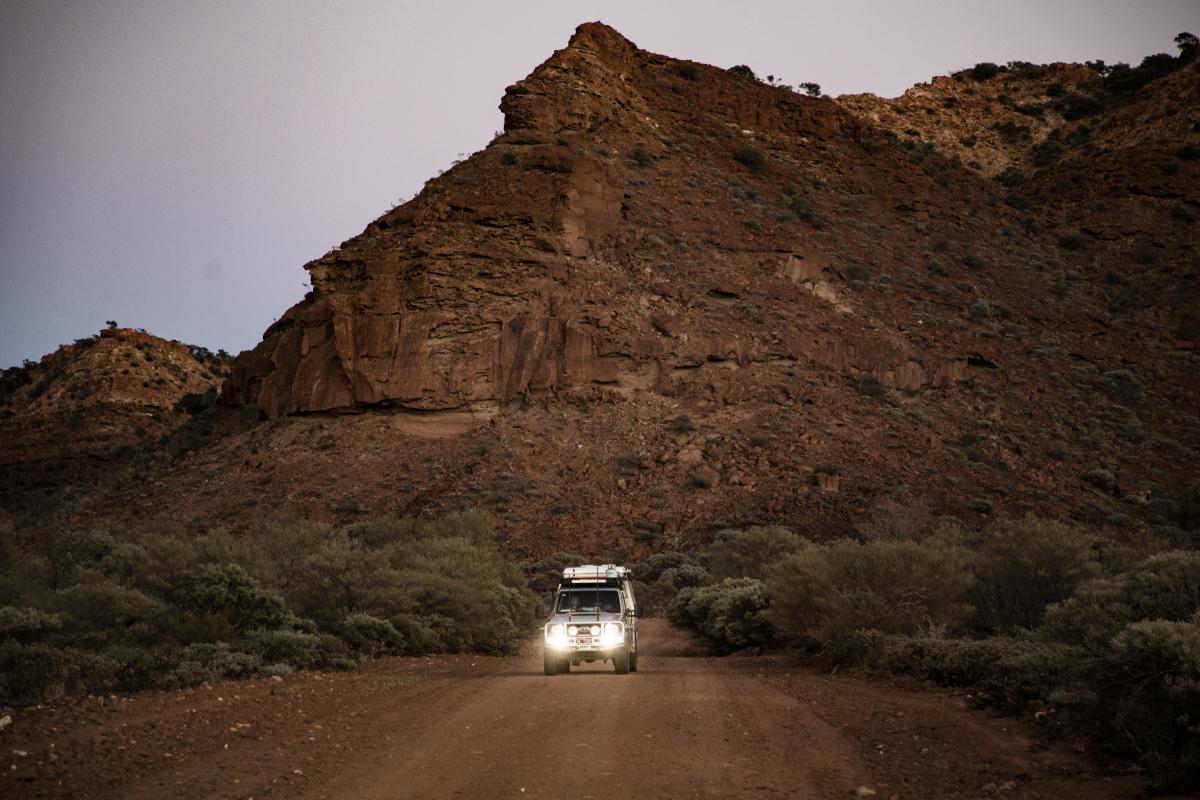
[3,620,1145,799]
[326,622,864,798]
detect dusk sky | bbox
[2,1,1196,369]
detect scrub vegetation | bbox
[640,513,1200,789]
[0,511,536,706]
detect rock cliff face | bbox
[221,23,976,423]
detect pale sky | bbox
[1,1,1195,368]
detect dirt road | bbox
[3,620,1143,799]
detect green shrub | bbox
[970,62,1002,80]
[50,530,118,584]
[668,578,773,652]
[856,376,886,398]
[241,629,346,669]
[54,578,166,643]
[104,644,175,690]
[769,540,975,645]
[848,631,1088,710]
[637,552,701,582]
[1102,614,1200,782]
[845,263,871,282]
[659,564,709,590]
[336,613,402,658]
[176,563,289,632]
[629,145,653,167]
[857,503,944,542]
[992,121,1031,144]
[968,517,1100,633]
[527,552,587,598]
[1101,369,1144,403]
[666,414,694,433]
[631,580,675,617]
[0,511,537,705]
[629,553,708,616]
[0,640,117,705]
[167,642,261,687]
[788,196,825,228]
[1084,468,1117,491]
[732,146,765,171]
[672,62,701,81]
[0,606,61,642]
[706,526,805,580]
[1053,93,1103,120]
[994,167,1026,187]
[1041,551,1200,653]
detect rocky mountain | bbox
[5,23,1198,557]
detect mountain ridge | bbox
[3,22,1196,557]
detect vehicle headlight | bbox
[604,623,622,634]
[589,625,601,636]
[567,625,578,636]
[545,624,568,649]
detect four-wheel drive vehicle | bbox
[543,565,639,675]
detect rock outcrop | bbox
[222,23,968,419]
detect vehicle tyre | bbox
[629,645,638,673]
[613,646,630,674]
[543,650,559,676]
[560,656,571,673]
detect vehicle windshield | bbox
[556,589,622,614]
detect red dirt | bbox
[1,621,1148,800]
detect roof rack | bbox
[560,564,631,586]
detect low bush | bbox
[628,552,709,616]
[768,539,975,645]
[849,631,1088,709]
[0,511,537,705]
[970,62,1002,80]
[845,550,1200,787]
[659,513,1199,784]
[629,145,653,167]
[706,526,805,581]
[732,146,765,171]
[668,578,773,652]
[672,62,701,81]
[527,552,587,599]
[1101,614,1200,782]
[1041,551,1200,652]
[967,517,1100,633]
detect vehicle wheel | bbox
[629,645,638,673]
[543,650,560,676]
[613,646,630,674]
[560,656,571,673]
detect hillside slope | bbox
[0,328,227,500]
[6,23,1198,557]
